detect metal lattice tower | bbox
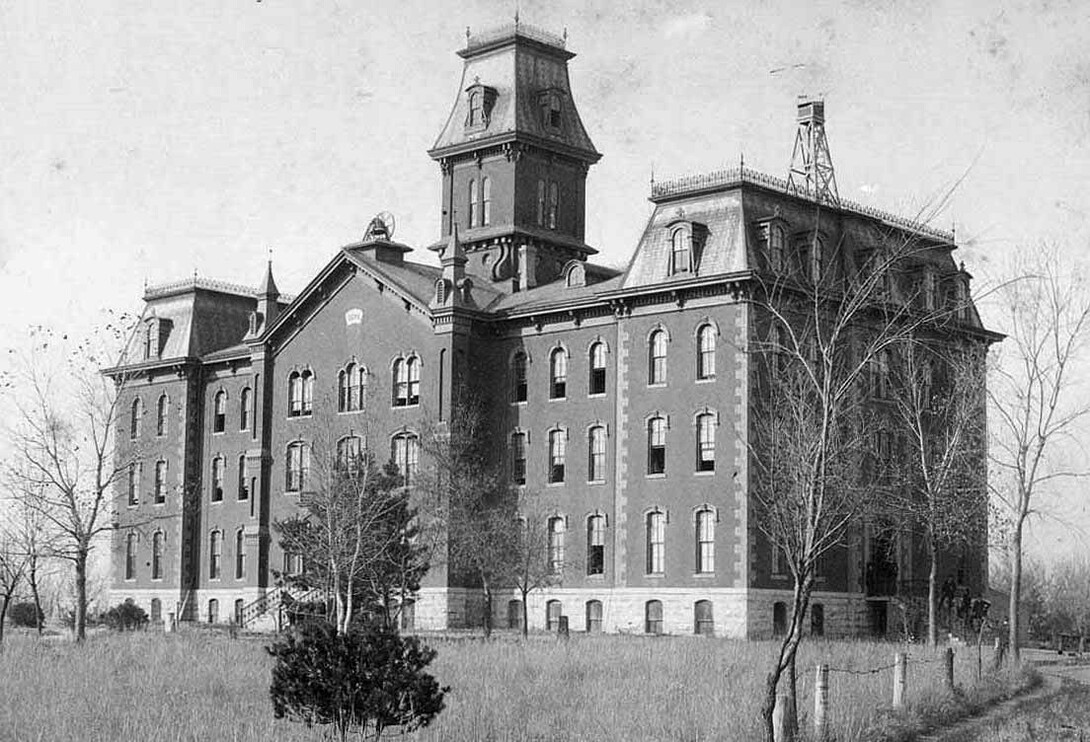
[787,99,839,205]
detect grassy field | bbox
[949,681,1090,741]
[0,629,1036,741]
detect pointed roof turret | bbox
[258,260,280,299]
[442,222,467,268]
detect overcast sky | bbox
[2,0,1088,561]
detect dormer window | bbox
[464,82,497,132]
[141,317,172,360]
[671,228,691,275]
[755,218,790,274]
[540,90,563,131]
[667,221,708,276]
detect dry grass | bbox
[0,629,1036,741]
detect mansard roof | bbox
[428,22,600,163]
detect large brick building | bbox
[109,22,993,637]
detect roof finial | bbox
[650,161,655,186]
[465,26,471,43]
[951,220,957,241]
[514,3,519,26]
[563,27,568,43]
[740,151,745,170]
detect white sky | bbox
[2,0,1089,562]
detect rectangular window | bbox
[548,517,565,574]
[211,458,224,502]
[127,463,139,507]
[154,461,167,504]
[587,516,605,576]
[588,427,606,482]
[511,433,527,486]
[646,512,665,574]
[697,415,715,472]
[238,456,249,500]
[696,510,715,573]
[647,418,666,475]
[548,430,566,484]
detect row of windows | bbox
[514,413,716,485]
[124,528,249,583]
[467,178,492,228]
[126,460,170,507]
[129,394,180,440]
[283,433,419,493]
[512,327,716,404]
[533,598,716,636]
[542,507,717,577]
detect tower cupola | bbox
[428,21,602,289]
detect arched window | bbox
[211,456,224,502]
[125,533,137,580]
[512,352,528,403]
[130,398,142,440]
[301,370,313,415]
[237,455,249,500]
[156,394,168,436]
[209,530,222,580]
[647,417,667,475]
[393,358,418,407]
[207,598,219,624]
[645,600,663,635]
[586,600,603,633]
[548,182,559,229]
[587,426,606,482]
[589,342,607,395]
[548,429,566,483]
[671,227,691,274]
[586,514,605,575]
[695,508,715,573]
[482,177,492,226]
[239,387,252,430]
[696,413,716,472]
[648,330,667,385]
[546,599,562,632]
[337,435,363,473]
[773,602,787,637]
[547,516,565,574]
[127,463,140,507]
[769,224,786,272]
[339,364,353,412]
[286,442,310,492]
[536,179,546,226]
[469,178,479,228]
[154,460,167,504]
[234,599,244,626]
[391,433,419,485]
[152,531,164,580]
[549,348,567,399]
[213,391,226,433]
[696,325,716,380]
[694,600,714,636]
[510,431,527,485]
[811,603,825,637]
[507,599,523,630]
[467,90,482,126]
[406,357,420,406]
[646,510,665,574]
[235,529,246,579]
[288,372,303,417]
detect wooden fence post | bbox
[943,647,954,690]
[814,664,829,740]
[892,652,906,709]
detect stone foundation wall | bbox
[745,588,868,639]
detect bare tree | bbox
[3,321,140,642]
[0,525,29,644]
[274,420,428,635]
[888,339,989,646]
[506,492,561,638]
[748,219,962,740]
[418,386,516,639]
[988,247,1090,662]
